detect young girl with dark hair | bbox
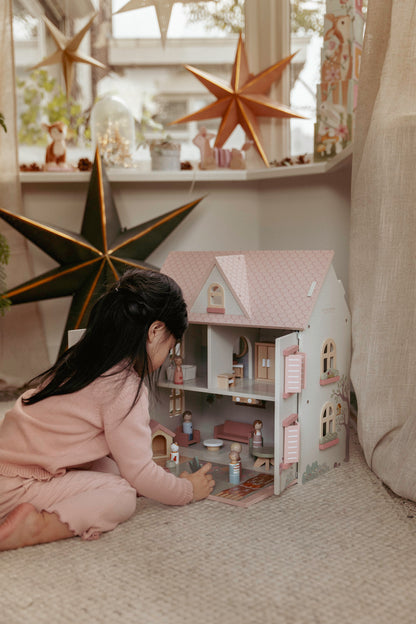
[0,268,214,551]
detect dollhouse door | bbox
[274,332,300,496]
[255,342,275,381]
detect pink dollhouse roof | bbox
[161,250,335,330]
[149,419,175,438]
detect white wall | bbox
[20,163,351,363]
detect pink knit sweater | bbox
[0,367,193,506]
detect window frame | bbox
[319,401,339,449]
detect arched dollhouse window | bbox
[320,401,336,438]
[207,283,225,314]
[321,339,336,375]
[320,339,340,385]
[319,401,339,449]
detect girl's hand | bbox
[180,463,215,501]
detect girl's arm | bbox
[103,384,194,505]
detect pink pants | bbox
[0,457,137,540]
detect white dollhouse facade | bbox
[160,250,351,496]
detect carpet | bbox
[1,421,416,624]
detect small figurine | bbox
[230,442,242,472]
[165,459,178,474]
[228,450,241,485]
[182,410,193,440]
[188,457,200,473]
[173,356,183,385]
[170,441,179,464]
[43,121,67,166]
[193,126,252,170]
[252,419,263,448]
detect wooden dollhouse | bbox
[159,250,351,496]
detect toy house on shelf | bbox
[160,250,351,496]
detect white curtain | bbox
[350,0,416,500]
[0,0,49,386]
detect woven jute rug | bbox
[1,425,416,624]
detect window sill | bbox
[19,145,352,184]
[319,438,340,450]
[320,376,340,386]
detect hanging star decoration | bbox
[32,12,107,97]
[0,149,202,353]
[114,0,213,47]
[170,34,305,166]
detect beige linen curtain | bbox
[350,1,416,500]
[0,0,49,386]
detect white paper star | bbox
[114,0,215,46]
[32,13,107,96]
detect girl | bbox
[0,268,214,551]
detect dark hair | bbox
[23,268,188,408]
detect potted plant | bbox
[149,136,181,171]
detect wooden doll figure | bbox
[173,356,183,385]
[252,420,263,449]
[230,442,242,472]
[228,450,241,485]
[182,410,193,440]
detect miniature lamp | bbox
[91,95,135,167]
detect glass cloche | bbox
[91,95,135,167]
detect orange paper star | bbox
[170,35,305,166]
[32,13,106,96]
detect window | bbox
[169,388,184,416]
[320,338,340,385]
[321,338,336,373]
[319,401,339,449]
[290,0,326,155]
[207,283,225,313]
[12,1,325,167]
[321,401,335,437]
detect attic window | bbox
[207,283,225,314]
[320,339,340,385]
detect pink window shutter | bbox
[284,423,300,464]
[285,354,303,394]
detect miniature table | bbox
[252,446,275,471]
[203,438,224,452]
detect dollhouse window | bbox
[320,402,335,436]
[207,283,225,314]
[319,401,339,449]
[169,388,184,416]
[321,339,336,373]
[320,339,340,385]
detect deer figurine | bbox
[193,127,252,170]
[43,121,67,166]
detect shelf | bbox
[19,145,352,184]
[158,377,275,402]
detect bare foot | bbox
[0,503,74,551]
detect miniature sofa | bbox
[213,420,254,444]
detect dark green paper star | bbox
[0,150,202,353]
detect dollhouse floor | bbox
[176,440,275,507]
